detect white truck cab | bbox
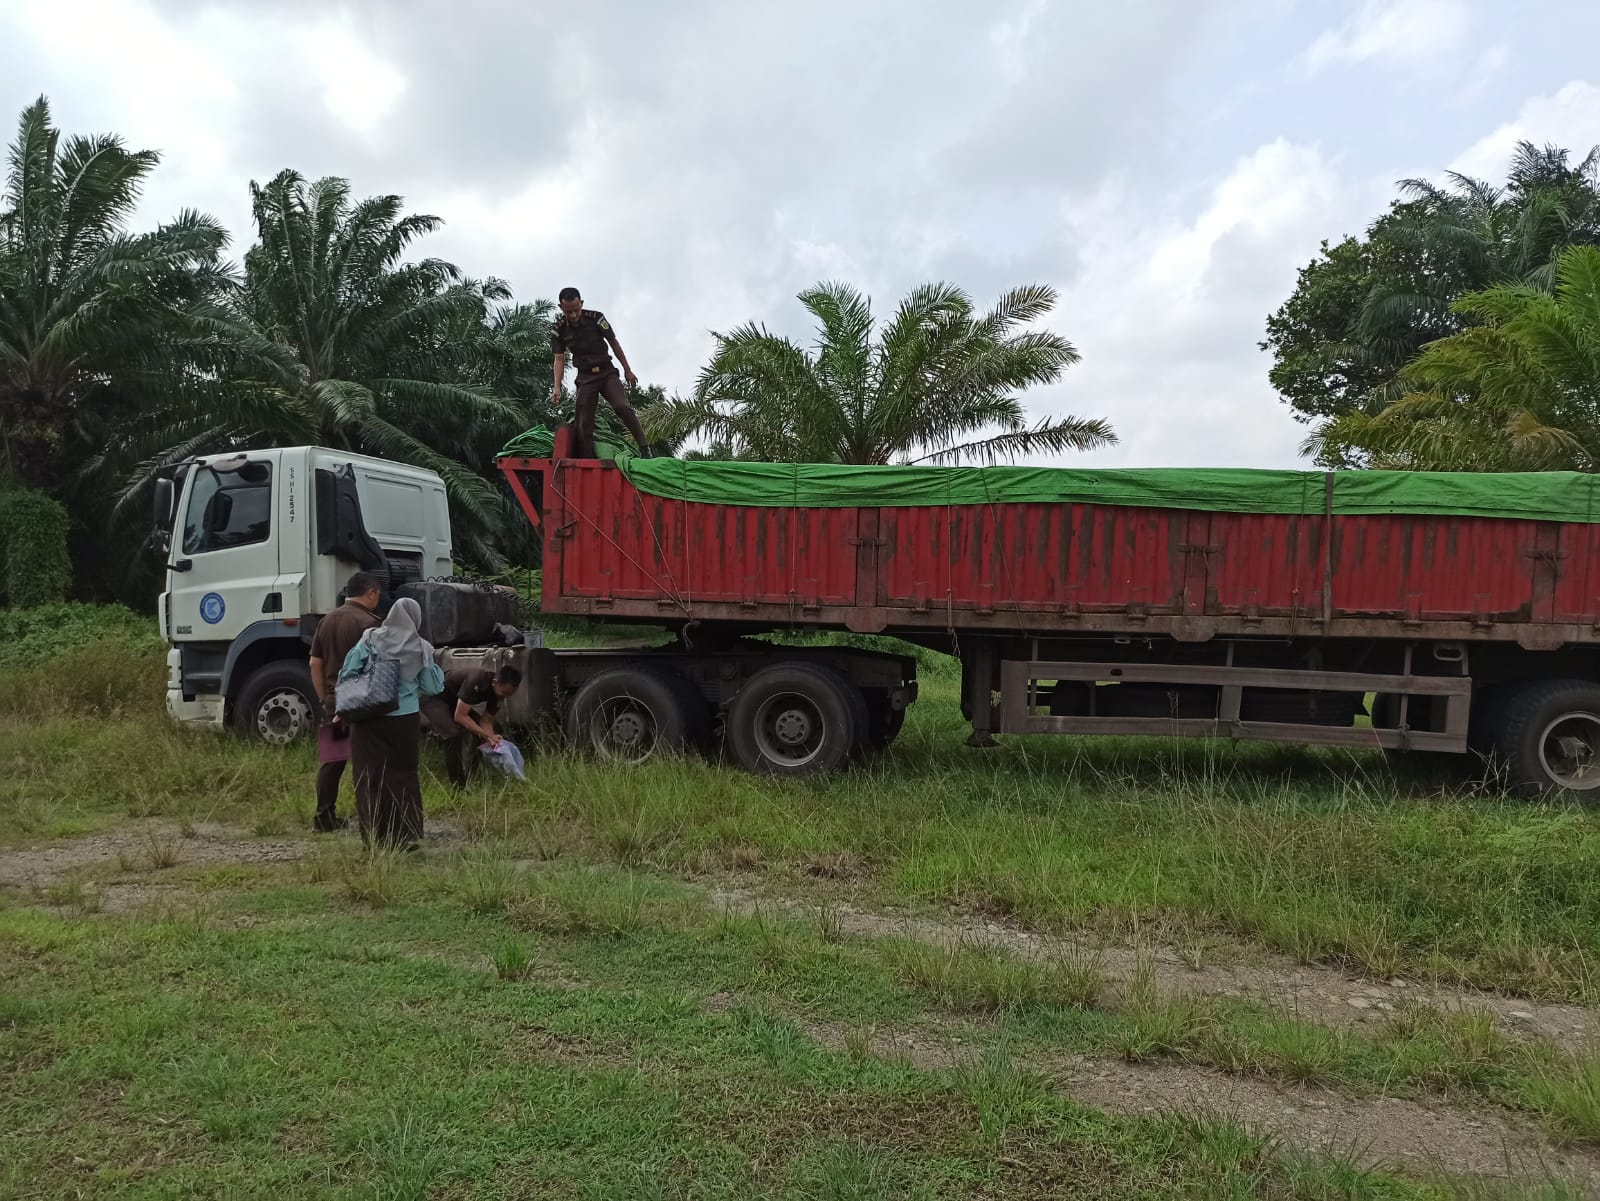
[153,447,453,743]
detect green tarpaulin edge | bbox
[497,427,1600,524]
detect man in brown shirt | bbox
[307,571,382,831]
[420,663,522,788]
[549,286,652,459]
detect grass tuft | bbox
[446,846,526,914]
[883,938,1105,1015]
[338,846,413,908]
[1111,961,1217,1063]
[491,938,532,982]
[948,1045,1049,1144]
[1521,1051,1600,1146]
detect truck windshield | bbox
[182,462,273,554]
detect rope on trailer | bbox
[629,480,687,615]
[546,474,694,618]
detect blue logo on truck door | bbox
[200,593,226,624]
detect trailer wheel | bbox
[865,702,906,750]
[1492,679,1600,797]
[234,662,319,745]
[567,667,707,764]
[728,663,867,777]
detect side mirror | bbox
[153,478,174,527]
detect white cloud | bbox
[5,0,1596,477]
[1300,0,1474,74]
[1038,140,1372,469]
[303,15,407,138]
[1451,80,1600,179]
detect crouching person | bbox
[420,663,522,789]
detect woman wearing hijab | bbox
[339,598,446,850]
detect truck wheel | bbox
[728,663,867,777]
[1492,679,1600,798]
[866,702,906,749]
[567,667,707,764]
[234,662,320,745]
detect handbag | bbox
[334,633,403,722]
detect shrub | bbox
[0,603,162,668]
[0,489,71,607]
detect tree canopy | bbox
[0,97,1113,601]
[0,96,227,490]
[651,281,1113,464]
[1310,244,1600,471]
[1264,142,1600,465]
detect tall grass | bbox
[6,612,1600,1001]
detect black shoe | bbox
[313,816,349,833]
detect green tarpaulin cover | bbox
[498,427,1600,524]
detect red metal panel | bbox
[503,458,1600,638]
[878,502,1186,616]
[1206,513,1313,619]
[1327,515,1538,623]
[1554,522,1600,626]
[541,461,860,611]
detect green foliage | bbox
[0,97,230,493]
[0,601,159,666]
[117,171,527,544]
[651,280,1114,465]
[1265,141,1600,464]
[0,603,163,718]
[0,488,70,606]
[1315,245,1600,470]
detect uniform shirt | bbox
[444,666,502,715]
[338,637,445,717]
[548,309,618,376]
[308,600,378,698]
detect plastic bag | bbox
[479,739,527,781]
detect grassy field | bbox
[4,616,1600,1198]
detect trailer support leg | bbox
[963,639,999,748]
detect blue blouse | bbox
[338,638,445,716]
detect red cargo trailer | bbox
[500,428,1600,795]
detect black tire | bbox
[234,661,320,746]
[870,700,908,748]
[1490,678,1600,798]
[727,662,867,777]
[1467,684,1504,756]
[566,666,708,764]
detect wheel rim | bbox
[1537,712,1600,790]
[753,692,828,768]
[587,697,661,764]
[256,689,314,745]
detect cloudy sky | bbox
[4,0,1598,467]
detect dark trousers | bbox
[350,712,423,849]
[315,761,348,830]
[419,695,475,789]
[574,368,647,457]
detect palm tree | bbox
[1344,144,1600,420]
[0,96,228,489]
[126,170,521,536]
[1314,244,1600,471]
[651,281,1113,464]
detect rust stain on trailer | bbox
[500,458,1600,644]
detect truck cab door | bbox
[168,458,281,648]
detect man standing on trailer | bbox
[549,286,652,459]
